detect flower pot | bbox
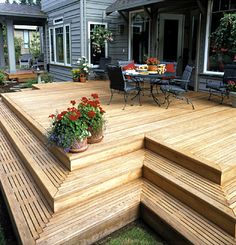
[69,138,88,153]
[230,92,236,108]
[73,77,80,82]
[80,75,87,83]
[148,65,158,71]
[87,128,104,144]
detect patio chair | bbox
[107,65,141,110]
[19,53,33,69]
[160,65,194,109]
[35,54,44,69]
[206,64,236,104]
[93,57,111,79]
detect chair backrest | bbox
[20,53,33,62]
[99,57,111,70]
[180,65,194,90]
[223,64,236,84]
[107,65,125,92]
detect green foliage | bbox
[30,32,40,59]
[48,101,90,150]
[41,72,54,83]
[25,79,37,88]
[211,13,236,52]
[0,71,5,85]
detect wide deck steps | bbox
[141,180,236,245]
[143,150,236,237]
[145,136,225,184]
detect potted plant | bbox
[146,57,160,71]
[78,93,106,144]
[210,13,236,71]
[71,69,81,82]
[227,80,236,107]
[48,100,90,153]
[91,26,113,56]
[76,56,91,82]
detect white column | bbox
[6,19,16,73]
[0,24,5,68]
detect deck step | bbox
[145,136,223,184]
[141,180,236,245]
[143,150,236,237]
[54,150,144,212]
[0,101,144,212]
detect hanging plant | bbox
[91,26,113,56]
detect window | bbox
[23,30,29,48]
[205,0,236,73]
[49,24,71,66]
[88,22,108,65]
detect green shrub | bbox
[0,71,5,85]
[41,72,54,83]
[25,79,37,88]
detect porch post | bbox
[0,24,5,68]
[6,19,16,73]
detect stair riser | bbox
[54,168,142,212]
[141,205,191,245]
[145,138,222,184]
[143,167,236,237]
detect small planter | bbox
[148,65,158,72]
[69,138,88,153]
[80,75,87,83]
[88,128,104,144]
[73,77,80,82]
[230,91,236,108]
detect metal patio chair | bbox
[107,65,141,110]
[19,53,33,69]
[206,64,236,104]
[160,65,194,109]
[93,57,111,79]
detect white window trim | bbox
[64,24,71,66]
[88,21,108,65]
[128,9,151,61]
[203,0,224,75]
[49,25,71,66]
[49,28,55,64]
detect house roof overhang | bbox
[106,0,206,15]
[0,3,46,26]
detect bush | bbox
[0,71,5,85]
[41,72,54,83]
[25,79,37,88]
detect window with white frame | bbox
[205,0,236,73]
[23,30,29,48]
[49,20,71,66]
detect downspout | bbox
[80,0,84,57]
[194,13,202,91]
[83,0,87,58]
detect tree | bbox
[29,32,41,59]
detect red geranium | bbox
[70,100,76,106]
[88,110,96,118]
[91,93,99,99]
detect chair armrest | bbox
[171,78,189,85]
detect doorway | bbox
[159,14,184,62]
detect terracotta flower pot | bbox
[69,138,88,153]
[148,65,158,71]
[80,75,87,83]
[87,128,104,144]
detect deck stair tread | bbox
[0,128,52,243]
[142,180,236,245]
[0,100,69,188]
[56,149,144,197]
[36,180,142,244]
[144,150,233,214]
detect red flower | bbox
[99,107,106,114]
[57,114,63,120]
[88,110,96,118]
[61,111,67,116]
[69,114,79,121]
[49,114,55,119]
[91,93,99,99]
[70,100,76,106]
[81,97,88,103]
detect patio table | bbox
[124,71,172,106]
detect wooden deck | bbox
[0,80,236,244]
[5,70,37,82]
